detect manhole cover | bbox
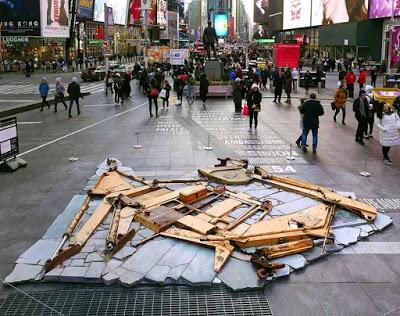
[0,286,272,316]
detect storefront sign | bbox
[88,39,103,46]
[370,0,400,19]
[0,117,19,162]
[1,37,30,44]
[40,0,70,38]
[94,0,129,25]
[0,0,41,36]
[77,0,95,20]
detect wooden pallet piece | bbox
[134,205,185,233]
[179,185,208,204]
[117,206,136,238]
[176,215,217,235]
[205,198,242,218]
[264,238,314,259]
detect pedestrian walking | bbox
[304,70,313,96]
[365,85,375,139]
[104,72,114,95]
[67,77,82,118]
[376,102,400,164]
[292,67,299,92]
[186,75,196,105]
[284,69,292,104]
[295,98,306,147]
[273,68,285,103]
[333,82,348,125]
[199,73,209,108]
[160,80,172,109]
[113,73,123,105]
[54,77,67,112]
[345,70,356,98]
[370,66,377,87]
[174,76,184,105]
[39,78,50,111]
[352,89,370,145]
[148,78,159,117]
[233,77,242,112]
[299,93,324,154]
[358,68,367,91]
[246,84,262,132]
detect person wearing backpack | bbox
[39,78,50,111]
[54,77,67,112]
[246,84,262,132]
[333,82,348,125]
[148,78,159,117]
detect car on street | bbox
[112,63,136,74]
[81,66,106,81]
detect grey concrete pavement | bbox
[0,76,399,315]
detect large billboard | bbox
[283,0,312,30]
[253,0,283,35]
[129,0,141,24]
[40,0,70,38]
[157,0,167,29]
[77,0,94,20]
[0,0,41,36]
[214,13,228,37]
[370,0,400,19]
[311,0,369,26]
[94,0,129,25]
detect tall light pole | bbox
[388,0,396,73]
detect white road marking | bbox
[18,121,43,125]
[0,99,37,103]
[18,102,147,157]
[84,104,116,107]
[334,242,400,255]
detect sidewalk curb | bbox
[0,92,91,119]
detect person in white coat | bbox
[376,102,400,164]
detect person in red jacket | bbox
[345,70,356,98]
[358,68,367,90]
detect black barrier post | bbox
[0,117,27,172]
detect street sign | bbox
[0,117,19,162]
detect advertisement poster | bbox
[93,0,129,25]
[312,0,368,26]
[104,5,114,41]
[129,0,141,24]
[391,26,400,67]
[77,0,94,19]
[370,0,400,19]
[0,0,41,36]
[157,0,167,29]
[214,13,228,37]
[41,0,70,38]
[253,24,269,40]
[283,0,312,30]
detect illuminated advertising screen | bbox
[0,0,41,36]
[40,0,70,38]
[129,0,141,24]
[77,0,94,19]
[253,0,283,34]
[94,0,129,25]
[312,0,369,26]
[157,0,167,29]
[214,13,228,37]
[283,0,311,30]
[370,0,400,19]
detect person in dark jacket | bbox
[39,78,50,111]
[304,70,313,95]
[148,78,159,117]
[353,89,371,145]
[54,77,67,112]
[161,80,172,109]
[67,77,81,118]
[273,68,285,103]
[246,83,262,132]
[300,93,324,154]
[199,73,209,108]
[232,78,242,112]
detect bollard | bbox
[204,135,213,151]
[133,131,143,149]
[286,144,296,160]
[359,155,370,177]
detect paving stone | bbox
[85,238,105,247]
[4,264,44,284]
[19,239,60,261]
[129,221,141,231]
[60,266,88,282]
[138,228,155,239]
[212,277,222,284]
[158,241,201,267]
[359,224,375,235]
[44,265,64,281]
[146,265,171,283]
[92,230,108,239]
[337,209,361,221]
[86,252,104,263]
[373,213,393,231]
[229,207,250,219]
[119,270,144,286]
[272,255,307,270]
[302,246,325,263]
[80,244,96,254]
[217,257,263,290]
[274,197,320,215]
[166,264,188,281]
[122,238,176,275]
[113,246,136,260]
[70,252,88,260]
[85,262,106,280]
[70,259,85,267]
[102,272,120,286]
[63,259,72,266]
[248,188,279,199]
[325,243,344,254]
[333,227,362,246]
[16,257,40,265]
[273,265,291,279]
[331,219,367,229]
[130,234,144,247]
[180,247,216,285]
[43,195,87,240]
[268,191,304,203]
[103,258,123,276]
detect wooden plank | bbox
[90,171,134,195]
[206,198,242,218]
[73,200,112,246]
[179,185,208,204]
[117,207,136,238]
[176,215,217,235]
[134,205,185,233]
[214,243,234,272]
[229,223,250,236]
[130,188,172,205]
[106,186,154,199]
[265,239,314,259]
[195,213,213,223]
[141,191,181,209]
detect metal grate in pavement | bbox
[0,286,272,316]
